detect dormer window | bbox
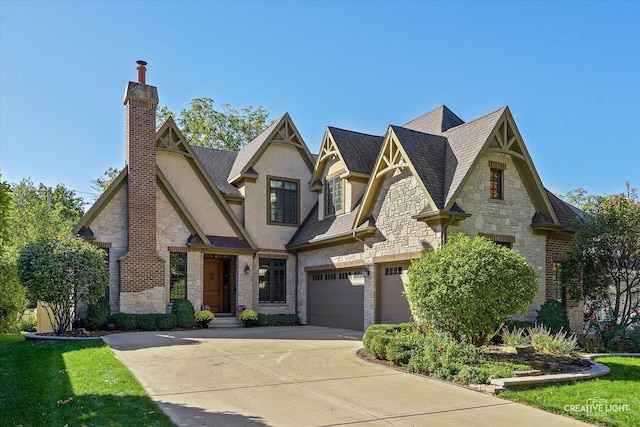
[325,176,343,216]
[489,161,506,200]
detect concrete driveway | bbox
[103,326,588,426]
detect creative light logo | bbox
[564,397,630,413]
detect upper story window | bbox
[489,161,506,200]
[268,177,298,225]
[325,176,343,216]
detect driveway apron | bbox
[103,326,589,426]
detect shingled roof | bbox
[544,189,584,229]
[390,126,449,209]
[403,105,465,135]
[191,146,242,198]
[287,203,364,248]
[328,127,384,175]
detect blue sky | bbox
[1,1,638,207]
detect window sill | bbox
[488,198,507,205]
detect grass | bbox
[0,333,174,427]
[501,356,640,426]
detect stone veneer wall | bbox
[546,233,584,333]
[448,153,547,319]
[85,185,128,312]
[364,168,440,327]
[237,254,254,310]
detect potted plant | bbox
[239,309,258,327]
[195,309,214,328]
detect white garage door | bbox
[308,270,364,330]
[379,264,412,324]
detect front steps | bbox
[210,314,241,328]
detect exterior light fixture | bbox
[244,264,251,274]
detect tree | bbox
[406,234,538,346]
[0,173,11,249]
[564,183,640,334]
[157,97,271,151]
[0,173,26,331]
[91,166,120,199]
[5,179,84,257]
[17,236,108,334]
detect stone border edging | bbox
[489,353,639,392]
[24,333,104,341]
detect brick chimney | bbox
[120,60,165,309]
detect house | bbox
[73,63,583,332]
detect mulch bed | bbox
[357,347,593,375]
[35,329,123,338]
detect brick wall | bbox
[120,84,165,311]
[546,232,584,332]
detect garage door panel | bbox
[379,264,412,324]
[308,272,364,330]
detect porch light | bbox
[244,264,251,274]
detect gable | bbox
[446,107,558,224]
[354,127,439,228]
[228,113,314,184]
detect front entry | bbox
[203,256,230,313]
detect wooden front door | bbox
[203,257,224,312]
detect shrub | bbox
[501,327,529,346]
[137,314,157,331]
[257,313,267,325]
[407,331,484,382]
[363,324,397,351]
[527,325,577,355]
[156,314,176,330]
[86,297,111,330]
[369,334,392,360]
[265,314,278,326]
[406,234,538,346]
[111,313,136,331]
[504,319,536,331]
[536,299,570,334]
[171,299,195,328]
[18,310,37,332]
[0,257,27,332]
[386,328,427,366]
[287,314,299,325]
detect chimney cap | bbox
[136,60,148,66]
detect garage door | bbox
[379,264,412,324]
[308,270,364,330]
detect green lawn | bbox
[0,333,174,427]
[501,356,640,427]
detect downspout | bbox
[441,214,457,247]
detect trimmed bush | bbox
[386,328,426,366]
[287,314,299,325]
[86,297,111,330]
[137,314,157,331]
[406,234,538,346]
[363,324,397,351]
[156,313,176,330]
[369,334,392,360]
[536,299,570,334]
[265,314,278,326]
[111,313,136,331]
[257,313,267,326]
[171,299,195,328]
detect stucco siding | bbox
[157,151,237,237]
[243,144,315,249]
